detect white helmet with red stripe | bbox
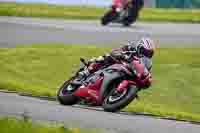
[136,37,156,58]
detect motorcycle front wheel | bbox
[57,81,79,105]
[102,84,138,112]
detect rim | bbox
[106,89,128,104]
[61,84,75,95]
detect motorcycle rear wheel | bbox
[102,84,138,112]
[57,81,79,105]
[122,7,138,26]
[101,10,114,26]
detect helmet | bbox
[136,38,156,58]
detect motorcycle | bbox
[57,52,152,112]
[101,0,144,26]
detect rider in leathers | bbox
[113,0,144,23]
[74,37,156,88]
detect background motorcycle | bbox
[57,52,152,112]
[101,0,144,26]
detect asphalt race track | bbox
[0,16,200,133]
[0,16,200,47]
[0,92,200,133]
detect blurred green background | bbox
[0,0,200,8]
[155,0,200,8]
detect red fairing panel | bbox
[74,86,90,98]
[74,77,104,105]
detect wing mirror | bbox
[80,57,88,66]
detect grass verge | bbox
[0,2,200,23]
[0,117,101,133]
[0,44,200,122]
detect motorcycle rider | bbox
[113,0,144,10]
[73,37,156,87]
[113,0,144,15]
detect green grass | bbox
[0,117,101,133]
[0,44,111,96]
[0,2,200,23]
[0,44,200,122]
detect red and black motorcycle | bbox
[101,0,144,26]
[57,52,152,112]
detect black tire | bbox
[121,0,143,27]
[57,82,79,105]
[101,10,113,26]
[138,0,144,11]
[102,85,138,112]
[123,21,131,27]
[122,7,138,26]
